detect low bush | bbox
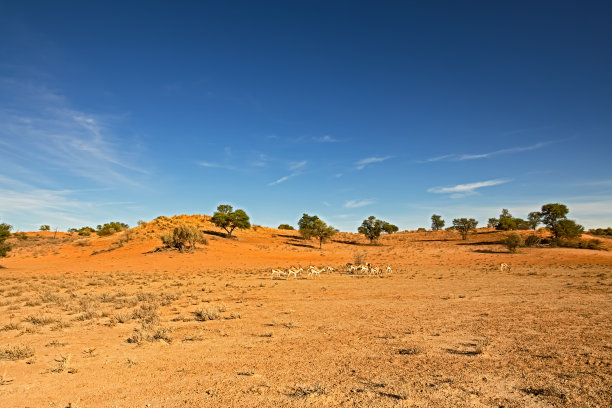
[503,233,524,253]
[278,224,295,230]
[160,224,207,252]
[524,235,541,247]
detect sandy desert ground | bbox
[1,215,611,407]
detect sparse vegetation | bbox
[160,224,207,252]
[540,203,584,239]
[210,205,251,238]
[0,344,34,360]
[589,227,612,237]
[0,223,12,259]
[431,214,445,231]
[298,213,338,249]
[278,224,295,230]
[489,209,529,231]
[357,216,398,244]
[96,222,129,236]
[503,232,524,253]
[524,234,542,247]
[39,224,51,231]
[527,212,542,230]
[452,218,478,240]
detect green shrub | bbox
[161,224,207,252]
[0,223,13,259]
[77,227,95,236]
[96,222,129,237]
[524,235,541,247]
[278,224,295,230]
[417,227,427,232]
[39,225,51,231]
[588,227,612,237]
[503,233,524,253]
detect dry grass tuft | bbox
[0,344,35,360]
[287,383,327,398]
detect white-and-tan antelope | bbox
[307,266,325,279]
[499,263,511,272]
[271,269,286,279]
[286,266,304,280]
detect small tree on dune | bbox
[358,216,398,244]
[298,213,337,249]
[431,214,445,231]
[540,203,584,239]
[527,211,541,230]
[452,218,478,240]
[555,219,584,239]
[210,205,251,238]
[0,223,12,260]
[40,225,51,231]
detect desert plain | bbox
[0,215,611,407]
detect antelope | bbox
[307,266,325,279]
[287,266,303,280]
[326,266,335,273]
[500,263,511,272]
[271,268,286,279]
[385,265,392,275]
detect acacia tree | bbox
[452,218,478,240]
[431,214,445,231]
[555,219,584,239]
[527,212,541,230]
[40,225,51,231]
[0,223,12,259]
[298,213,337,249]
[210,205,251,238]
[540,203,569,238]
[358,216,398,244]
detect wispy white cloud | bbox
[345,199,376,208]
[423,142,550,163]
[198,161,238,170]
[428,179,510,198]
[269,175,292,185]
[0,78,148,187]
[313,135,341,143]
[355,156,392,170]
[289,160,307,170]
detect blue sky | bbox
[1,1,611,232]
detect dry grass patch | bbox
[0,344,35,360]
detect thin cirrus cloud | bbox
[428,179,510,198]
[0,78,148,187]
[344,199,376,208]
[312,135,341,143]
[198,161,238,170]
[423,142,549,163]
[355,156,392,170]
[288,160,307,170]
[268,174,293,186]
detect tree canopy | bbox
[431,214,445,231]
[357,216,398,243]
[298,213,337,249]
[210,205,251,238]
[452,218,478,240]
[0,223,12,258]
[527,212,541,230]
